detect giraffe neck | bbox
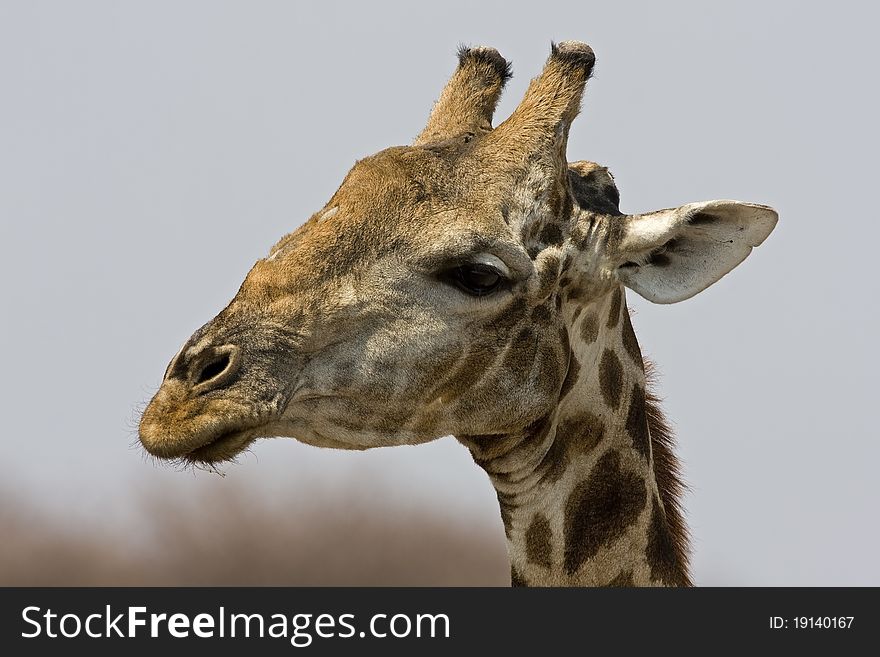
[459,287,689,586]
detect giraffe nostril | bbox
[195,353,232,386]
[192,349,238,388]
[166,343,242,391]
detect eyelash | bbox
[443,263,507,297]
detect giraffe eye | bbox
[448,263,505,297]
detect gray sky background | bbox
[1,0,877,585]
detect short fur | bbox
[139,41,776,587]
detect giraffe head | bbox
[139,42,776,466]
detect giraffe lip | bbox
[183,426,259,464]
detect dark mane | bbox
[643,358,692,586]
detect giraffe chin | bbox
[182,429,258,465]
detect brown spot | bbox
[648,252,672,267]
[558,412,605,455]
[569,217,593,249]
[566,284,587,302]
[331,361,356,389]
[621,308,643,366]
[537,439,569,487]
[525,513,553,569]
[599,349,624,409]
[433,342,496,402]
[510,566,527,587]
[501,327,537,382]
[415,341,465,398]
[500,202,510,225]
[558,353,581,399]
[538,411,605,483]
[558,326,569,353]
[493,298,527,332]
[537,254,560,294]
[531,303,552,325]
[625,384,650,459]
[580,313,599,343]
[572,306,582,322]
[606,570,634,587]
[606,287,622,329]
[535,343,563,397]
[539,222,563,245]
[563,451,647,575]
[646,498,685,585]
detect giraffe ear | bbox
[613,200,778,304]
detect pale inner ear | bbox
[616,200,778,304]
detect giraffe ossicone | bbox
[140,41,777,586]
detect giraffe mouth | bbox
[182,426,261,465]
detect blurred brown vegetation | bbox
[0,479,510,586]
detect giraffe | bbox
[139,42,777,586]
